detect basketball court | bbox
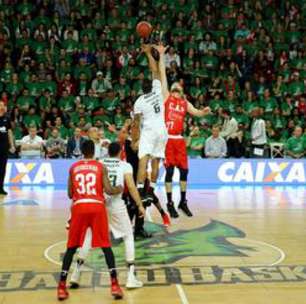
[1,185,306,304]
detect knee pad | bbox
[179,168,188,182]
[165,166,175,183]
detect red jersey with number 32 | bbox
[70,159,105,203]
[165,95,188,135]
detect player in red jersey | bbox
[57,140,124,301]
[153,45,210,218]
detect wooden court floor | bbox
[0,186,306,304]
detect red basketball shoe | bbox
[111,278,124,300]
[57,281,69,301]
[162,213,171,227]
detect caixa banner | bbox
[4,159,306,186]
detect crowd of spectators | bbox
[0,0,305,158]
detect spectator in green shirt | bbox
[54,116,69,139]
[24,106,42,130]
[289,72,305,97]
[260,89,278,119]
[187,126,205,158]
[6,73,23,99]
[17,88,35,113]
[285,126,305,159]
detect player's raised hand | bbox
[138,206,146,218]
[152,43,169,54]
[201,106,211,116]
[141,44,151,54]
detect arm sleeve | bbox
[133,97,143,115]
[123,162,133,175]
[152,79,162,94]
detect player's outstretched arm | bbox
[187,101,211,117]
[153,44,169,100]
[103,167,123,195]
[142,44,159,80]
[124,173,145,218]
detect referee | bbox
[0,101,15,195]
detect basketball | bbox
[136,21,152,39]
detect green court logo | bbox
[86,220,253,269]
[45,219,284,271]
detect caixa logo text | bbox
[4,162,54,184]
[218,161,305,183]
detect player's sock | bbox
[60,270,69,282]
[60,247,77,281]
[126,263,143,289]
[77,258,84,267]
[151,191,166,215]
[137,183,146,197]
[123,234,135,262]
[166,192,172,203]
[137,183,144,190]
[70,258,84,288]
[127,262,135,272]
[180,191,186,203]
[102,247,117,279]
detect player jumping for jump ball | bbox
[57,140,124,301]
[118,124,171,231]
[152,44,211,218]
[70,142,146,289]
[132,44,168,206]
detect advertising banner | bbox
[4,159,306,186]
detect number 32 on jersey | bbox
[75,173,97,195]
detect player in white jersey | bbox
[133,44,168,203]
[70,142,146,289]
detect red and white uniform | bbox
[67,159,110,249]
[164,95,188,169]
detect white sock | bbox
[123,233,135,262]
[78,228,92,260]
[128,263,135,275]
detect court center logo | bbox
[45,219,284,270]
[4,220,304,292]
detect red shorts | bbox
[67,203,110,249]
[165,137,188,169]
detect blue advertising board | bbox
[4,159,306,186]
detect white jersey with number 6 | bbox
[134,79,167,132]
[102,157,132,211]
[133,79,168,159]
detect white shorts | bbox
[108,207,133,239]
[138,129,168,159]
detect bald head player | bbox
[153,44,210,218]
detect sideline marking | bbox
[176,284,189,304]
